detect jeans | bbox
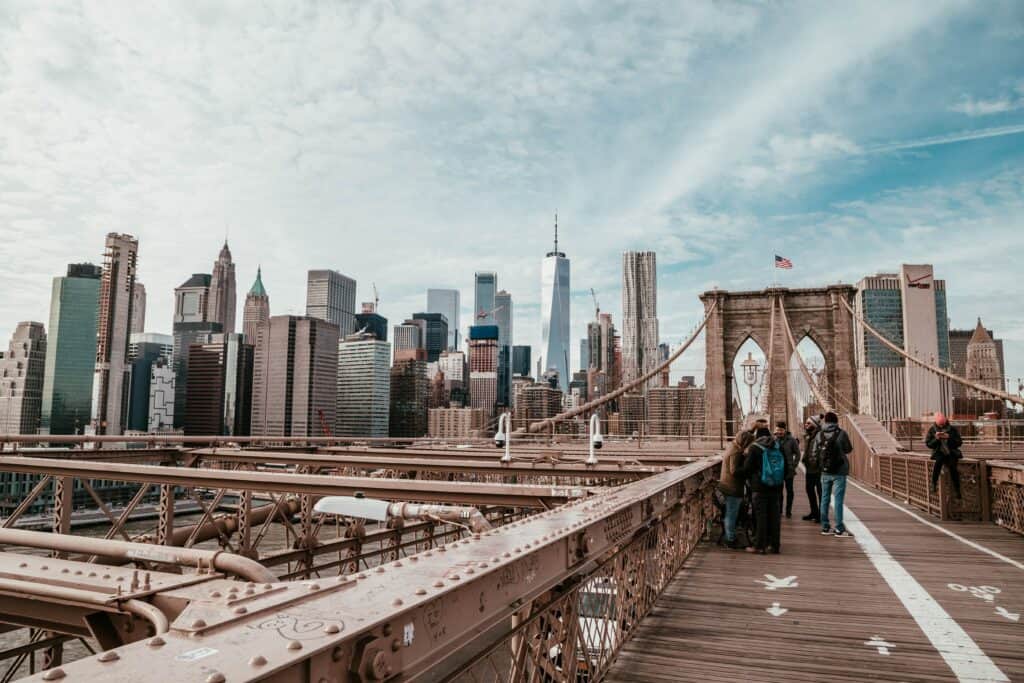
[805,472,822,520]
[931,458,962,497]
[784,477,795,515]
[753,490,782,551]
[820,473,847,533]
[723,495,743,542]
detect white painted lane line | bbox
[848,478,1024,572]
[844,504,1009,682]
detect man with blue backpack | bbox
[817,411,854,538]
[742,426,786,554]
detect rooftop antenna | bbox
[554,211,558,253]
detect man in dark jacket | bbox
[742,427,783,554]
[817,412,854,538]
[926,411,963,499]
[773,421,800,518]
[801,415,822,522]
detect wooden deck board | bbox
[606,474,1024,682]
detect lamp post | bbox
[740,352,761,414]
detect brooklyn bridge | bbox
[0,286,1021,682]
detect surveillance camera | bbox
[494,435,506,448]
[592,434,603,450]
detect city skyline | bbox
[0,4,1022,387]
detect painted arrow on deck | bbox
[995,606,1020,622]
[766,602,788,617]
[755,574,798,590]
[864,635,894,656]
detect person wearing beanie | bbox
[801,415,823,522]
[926,411,963,499]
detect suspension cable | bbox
[521,300,719,433]
[777,298,834,413]
[839,297,1023,407]
[763,294,776,416]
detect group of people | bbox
[718,410,965,554]
[718,411,854,554]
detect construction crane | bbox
[590,288,600,319]
[476,304,505,321]
[317,408,332,437]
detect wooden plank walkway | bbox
[607,474,1024,682]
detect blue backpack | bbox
[758,443,786,487]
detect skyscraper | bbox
[389,358,429,437]
[474,272,497,326]
[251,316,339,437]
[539,218,570,392]
[0,322,47,434]
[41,263,102,435]
[950,323,1005,404]
[966,319,1004,397]
[126,333,173,432]
[853,265,951,420]
[242,266,270,345]
[355,303,388,342]
[306,270,357,337]
[494,289,513,406]
[172,273,222,428]
[184,333,253,436]
[337,332,391,437]
[92,233,139,435]
[130,282,146,334]
[207,242,237,334]
[148,356,175,432]
[512,345,532,378]
[412,313,448,363]
[427,288,460,350]
[621,251,658,392]
[468,324,500,417]
[393,321,423,360]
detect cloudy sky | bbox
[1,1,1022,388]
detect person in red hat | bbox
[926,412,963,499]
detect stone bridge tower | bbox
[700,285,857,435]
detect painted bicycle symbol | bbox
[947,583,1000,603]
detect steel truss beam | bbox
[189,449,664,480]
[0,457,586,508]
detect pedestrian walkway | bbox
[606,474,1024,682]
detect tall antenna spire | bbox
[554,211,558,253]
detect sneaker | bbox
[801,514,815,521]
[834,529,853,538]
[820,528,832,535]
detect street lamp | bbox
[586,413,603,466]
[740,352,761,414]
[495,411,512,464]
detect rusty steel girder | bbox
[0,457,588,508]
[20,457,719,682]
[189,448,665,481]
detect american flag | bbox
[775,254,793,269]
